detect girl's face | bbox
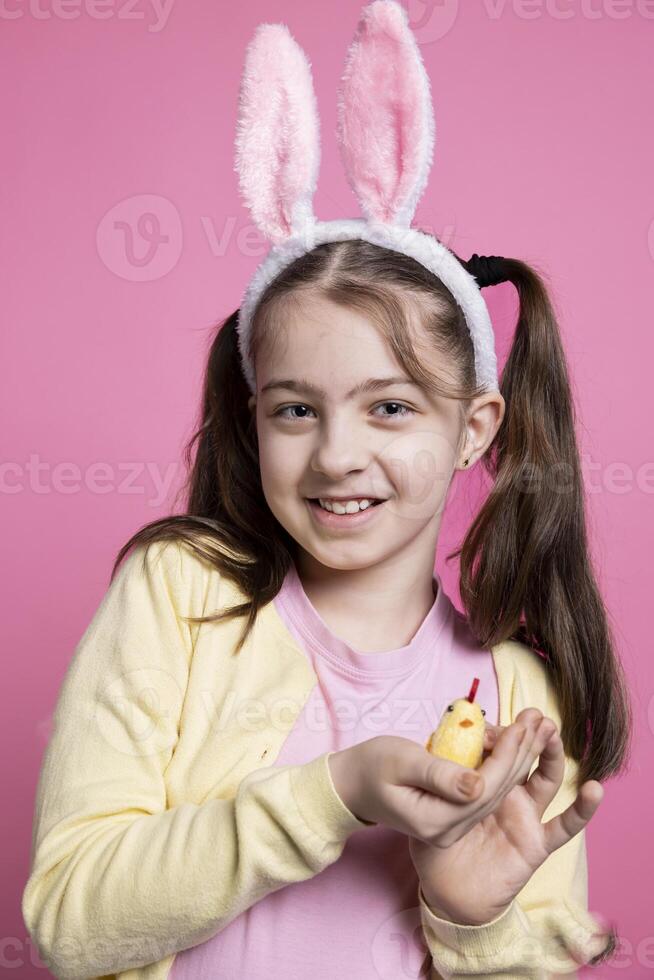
[250,294,493,572]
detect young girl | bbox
[23,2,630,978]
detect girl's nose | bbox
[310,421,371,479]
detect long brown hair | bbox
[112,238,632,796]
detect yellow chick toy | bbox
[425,677,486,770]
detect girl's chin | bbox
[299,539,389,572]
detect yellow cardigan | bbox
[22,538,611,980]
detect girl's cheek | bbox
[375,431,456,521]
[259,432,304,489]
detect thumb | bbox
[408,748,484,803]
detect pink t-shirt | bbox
[170,562,499,979]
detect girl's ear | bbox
[336,0,436,228]
[458,394,505,468]
[234,22,320,246]
[247,394,256,413]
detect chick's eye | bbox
[372,401,414,419]
[275,404,316,420]
[447,704,454,712]
[481,709,486,716]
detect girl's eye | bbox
[274,404,317,420]
[372,401,414,419]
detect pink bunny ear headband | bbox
[233,0,505,396]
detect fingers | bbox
[423,717,545,843]
[542,780,604,854]
[410,750,484,804]
[522,724,565,813]
[478,709,543,795]
[411,715,562,846]
[412,713,563,818]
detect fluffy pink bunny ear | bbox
[336,0,435,228]
[234,22,320,246]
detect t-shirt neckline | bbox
[273,560,453,679]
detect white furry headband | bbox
[233,0,500,395]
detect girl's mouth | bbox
[305,497,386,529]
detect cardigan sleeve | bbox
[21,540,367,980]
[417,644,617,979]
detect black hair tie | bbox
[466,253,509,288]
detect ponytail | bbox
[451,258,632,788]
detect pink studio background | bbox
[3,1,653,975]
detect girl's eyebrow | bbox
[260,376,419,399]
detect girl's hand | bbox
[327,710,567,848]
[408,713,605,926]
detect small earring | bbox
[463,458,470,467]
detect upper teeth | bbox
[318,498,376,514]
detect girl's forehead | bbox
[258,327,404,394]
[256,293,430,380]
[272,293,385,338]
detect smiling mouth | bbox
[308,498,385,515]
